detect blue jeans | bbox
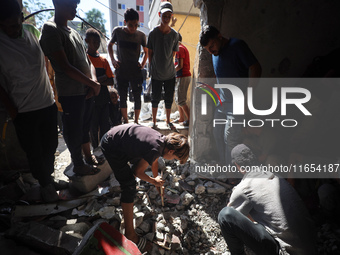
[213,103,243,165]
[218,207,280,255]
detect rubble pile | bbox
[1,152,340,254]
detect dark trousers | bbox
[101,136,136,203]
[117,78,142,110]
[59,95,85,166]
[82,97,95,144]
[13,104,58,187]
[218,207,280,255]
[151,77,176,109]
[91,103,110,149]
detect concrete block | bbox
[64,159,112,193]
[5,222,80,255]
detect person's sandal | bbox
[136,236,148,252]
[180,120,189,127]
[151,123,160,130]
[167,122,178,132]
[85,154,105,165]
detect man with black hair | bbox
[0,0,58,202]
[108,8,148,124]
[218,144,317,255]
[199,25,261,166]
[147,1,179,131]
[40,0,102,175]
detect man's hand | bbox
[90,80,101,96]
[152,175,165,187]
[156,186,165,197]
[86,88,95,99]
[112,59,120,69]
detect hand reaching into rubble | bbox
[134,159,165,187]
[153,175,165,187]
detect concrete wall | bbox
[198,0,340,78]
[190,0,340,162]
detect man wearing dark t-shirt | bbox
[100,124,189,251]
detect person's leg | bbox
[39,104,58,185]
[101,142,137,241]
[181,104,190,122]
[82,97,95,162]
[174,78,185,122]
[176,76,191,122]
[151,79,163,126]
[13,106,55,186]
[58,95,85,167]
[218,207,280,255]
[90,103,100,149]
[178,106,185,122]
[163,77,176,124]
[98,103,111,141]
[130,79,143,124]
[121,202,138,242]
[14,105,59,202]
[117,79,129,123]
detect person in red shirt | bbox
[174,33,191,126]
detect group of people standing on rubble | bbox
[0,0,189,252]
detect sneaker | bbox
[41,183,58,203]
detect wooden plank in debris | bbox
[13,198,88,218]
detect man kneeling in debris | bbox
[101,124,189,252]
[218,144,316,255]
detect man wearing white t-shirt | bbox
[0,0,58,202]
[218,144,317,255]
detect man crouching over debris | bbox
[218,144,316,255]
[100,124,189,252]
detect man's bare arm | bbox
[108,40,120,69]
[49,49,100,95]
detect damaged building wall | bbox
[190,0,340,161]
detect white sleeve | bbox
[228,186,253,216]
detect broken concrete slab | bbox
[5,221,81,255]
[13,198,87,218]
[64,159,112,194]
